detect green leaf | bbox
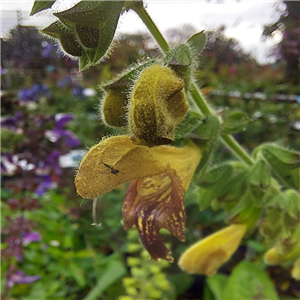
[198,164,233,210]
[221,170,249,202]
[193,115,220,180]
[222,111,251,135]
[54,1,124,69]
[266,189,300,227]
[175,110,203,139]
[30,1,55,16]
[249,160,271,205]
[206,274,228,300]
[187,31,206,55]
[83,260,126,300]
[261,144,300,190]
[223,261,279,300]
[68,261,86,287]
[263,144,300,167]
[195,115,220,141]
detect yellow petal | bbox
[75,135,201,199]
[122,168,186,262]
[263,247,285,266]
[292,257,300,281]
[178,224,247,276]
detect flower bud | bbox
[128,64,189,146]
[178,224,247,276]
[101,90,127,127]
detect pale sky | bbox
[1,0,283,64]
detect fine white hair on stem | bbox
[91,198,102,226]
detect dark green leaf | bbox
[222,111,251,135]
[198,164,233,210]
[223,261,279,300]
[41,21,83,57]
[30,1,55,16]
[53,1,125,69]
[221,170,249,202]
[76,25,99,49]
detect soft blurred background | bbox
[1,1,300,299]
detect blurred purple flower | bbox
[18,84,51,102]
[41,42,53,58]
[55,114,74,129]
[57,75,72,88]
[1,112,24,130]
[72,85,85,97]
[23,231,41,246]
[7,270,40,288]
[45,114,80,147]
[34,175,56,196]
[45,129,80,147]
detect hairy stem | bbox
[131,4,170,54]
[221,135,254,166]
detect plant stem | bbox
[189,83,213,116]
[131,4,170,54]
[221,135,254,166]
[135,4,254,166]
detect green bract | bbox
[30,1,55,16]
[36,1,130,70]
[41,21,83,57]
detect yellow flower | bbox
[75,135,202,262]
[178,224,247,276]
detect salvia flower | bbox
[7,270,40,288]
[22,231,41,246]
[75,135,202,262]
[178,224,247,276]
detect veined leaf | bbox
[223,261,279,300]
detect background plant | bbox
[1,1,300,299]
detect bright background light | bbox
[1,0,283,64]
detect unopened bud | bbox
[128,64,189,146]
[101,90,128,127]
